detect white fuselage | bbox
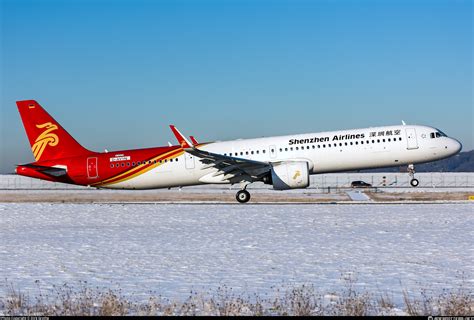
[105,124,462,189]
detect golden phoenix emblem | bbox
[32,122,59,161]
[293,170,301,180]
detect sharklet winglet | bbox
[169,125,192,148]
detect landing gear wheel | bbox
[410,178,419,187]
[236,190,251,203]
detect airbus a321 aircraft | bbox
[16,100,462,203]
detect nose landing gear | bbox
[408,164,419,187]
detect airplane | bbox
[15,100,462,203]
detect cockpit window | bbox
[435,128,448,137]
[431,130,447,139]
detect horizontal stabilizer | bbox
[19,163,67,177]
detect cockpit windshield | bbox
[430,129,448,139]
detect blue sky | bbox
[1,0,472,173]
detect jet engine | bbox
[265,161,310,190]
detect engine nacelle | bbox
[270,161,310,190]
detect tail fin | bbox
[17,100,92,161]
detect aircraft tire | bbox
[236,190,251,203]
[410,178,419,187]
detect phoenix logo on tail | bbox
[32,122,59,160]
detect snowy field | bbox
[1,203,472,306]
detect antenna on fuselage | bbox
[401,120,406,125]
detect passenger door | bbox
[87,157,98,178]
[405,128,419,150]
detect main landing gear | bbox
[236,190,251,203]
[236,182,251,203]
[408,164,419,187]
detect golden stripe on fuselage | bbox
[93,149,184,187]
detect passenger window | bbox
[263,150,266,153]
[240,152,243,156]
[149,161,151,164]
[318,145,321,148]
[229,153,232,156]
[251,151,254,155]
[176,158,178,162]
[290,147,293,151]
[279,148,282,152]
[388,138,391,142]
[159,160,162,163]
[350,142,353,145]
[430,133,435,139]
[361,141,364,144]
[296,147,299,150]
[132,162,135,166]
[372,140,375,143]
[345,142,348,146]
[165,159,167,163]
[323,144,326,148]
[399,137,402,141]
[256,150,259,154]
[312,145,315,149]
[127,162,130,166]
[383,139,385,142]
[339,143,342,146]
[307,146,310,150]
[116,163,120,167]
[377,139,380,143]
[355,141,358,145]
[285,148,288,151]
[110,164,114,168]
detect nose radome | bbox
[450,138,462,154]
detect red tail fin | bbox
[17,100,92,161]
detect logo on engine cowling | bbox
[32,122,59,161]
[293,170,301,180]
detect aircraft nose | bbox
[449,138,462,155]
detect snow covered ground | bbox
[1,203,472,306]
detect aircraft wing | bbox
[185,147,271,183]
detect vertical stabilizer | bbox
[17,100,92,161]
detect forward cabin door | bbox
[405,128,419,150]
[87,157,98,178]
[185,153,195,169]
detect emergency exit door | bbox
[185,153,195,169]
